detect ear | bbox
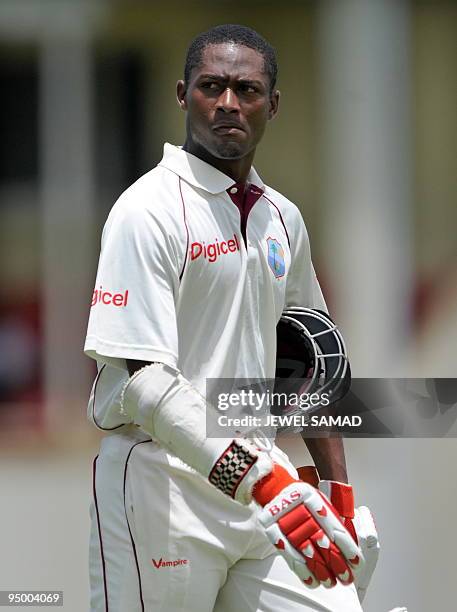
[268,89,280,121]
[176,80,187,111]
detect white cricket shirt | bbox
[84,143,326,429]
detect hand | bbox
[255,466,363,588]
[319,479,380,602]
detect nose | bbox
[216,87,240,113]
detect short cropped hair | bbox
[184,24,278,92]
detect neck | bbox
[182,138,255,184]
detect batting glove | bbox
[254,465,363,588]
[319,479,380,602]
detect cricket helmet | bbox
[275,307,351,410]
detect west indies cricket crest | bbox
[266,237,285,278]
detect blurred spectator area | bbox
[0,33,150,431]
[0,0,455,434]
[0,46,41,427]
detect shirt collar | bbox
[158,143,265,195]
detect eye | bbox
[239,83,258,94]
[200,81,220,90]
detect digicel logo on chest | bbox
[190,233,240,264]
[91,286,129,307]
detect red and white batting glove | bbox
[254,465,363,588]
[318,478,380,602]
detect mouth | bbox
[212,123,245,135]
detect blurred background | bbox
[0,0,455,610]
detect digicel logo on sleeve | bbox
[91,286,129,307]
[190,233,240,264]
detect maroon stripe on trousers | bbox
[92,455,109,612]
[123,439,152,612]
[91,364,125,431]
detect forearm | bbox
[121,361,274,504]
[302,436,348,483]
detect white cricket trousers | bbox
[90,426,363,612]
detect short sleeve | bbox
[84,197,182,370]
[285,210,328,313]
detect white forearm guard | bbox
[121,363,273,504]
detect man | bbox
[85,24,366,611]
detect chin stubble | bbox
[214,141,244,159]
